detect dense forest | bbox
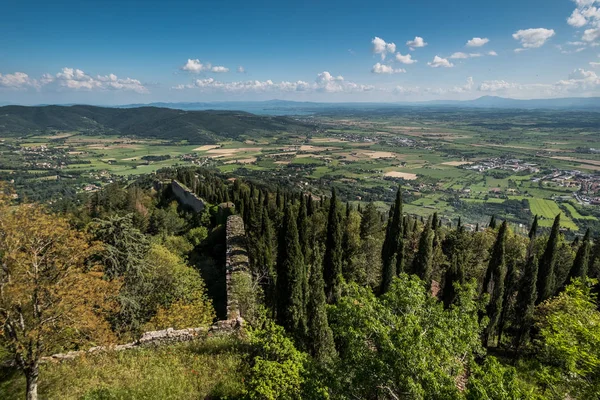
[0,105,314,143]
[1,166,600,399]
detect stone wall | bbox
[171,179,205,213]
[41,319,242,363]
[225,215,251,320]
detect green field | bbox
[562,202,597,221]
[527,198,579,230]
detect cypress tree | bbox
[431,212,439,232]
[306,246,336,363]
[381,187,404,282]
[297,194,310,315]
[381,207,395,294]
[307,194,314,216]
[568,228,591,282]
[489,215,497,229]
[412,219,434,286]
[261,210,277,312]
[537,213,560,304]
[323,189,343,304]
[297,194,309,258]
[475,223,479,232]
[442,255,465,308]
[497,259,518,345]
[483,220,508,347]
[514,255,538,348]
[276,203,307,338]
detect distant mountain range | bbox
[118,96,600,114]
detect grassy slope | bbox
[0,338,245,400]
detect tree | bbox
[306,246,336,364]
[514,255,538,348]
[276,203,307,339]
[528,215,539,240]
[568,229,592,283]
[442,255,466,308]
[537,214,561,304]
[246,321,308,400]
[323,189,343,304]
[381,188,404,293]
[341,205,361,282]
[0,203,118,400]
[482,220,508,347]
[328,274,484,399]
[535,278,600,399]
[412,219,435,286]
[380,206,395,294]
[489,215,497,229]
[359,202,383,288]
[88,214,151,335]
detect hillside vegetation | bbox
[0,105,314,143]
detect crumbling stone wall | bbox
[225,215,252,320]
[171,179,205,213]
[41,319,242,363]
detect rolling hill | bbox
[0,105,315,144]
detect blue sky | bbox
[2,0,600,104]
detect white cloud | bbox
[488,50,498,56]
[210,66,229,73]
[181,59,210,73]
[0,68,148,93]
[450,52,469,59]
[449,77,475,93]
[583,28,600,41]
[237,66,245,73]
[428,56,454,68]
[449,52,483,59]
[512,28,555,49]
[466,37,489,47]
[54,68,148,93]
[372,37,396,60]
[590,61,600,66]
[181,59,229,73]
[406,36,427,50]
[0,72,38,89]
[395,52,417,64]
[371,63,406,74]
[568,8,588,27]
[478,80,518,92]
[175,71,374,94]
[477,68,600,97]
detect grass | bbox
[527,198,579,230]
[0,338,245,400]
[562,202,597,221]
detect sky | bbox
[2,0,600,104]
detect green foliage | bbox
[329,274,484,399]
[245,321,308,400]
[381,187,404,293]
[323,189,344,303]
[482,221,508,347]
[412,219,435,285]
[534,278,600,399]
[306,246,336,364]
[466,356,533,400]
[276,203,307,340]
[537,214,561,304]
